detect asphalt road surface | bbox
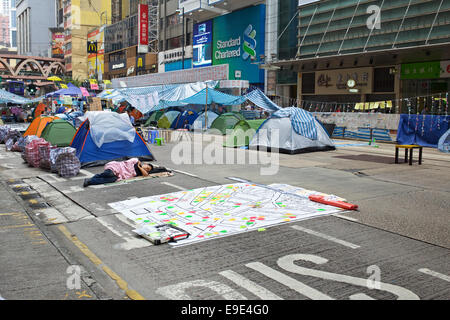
[0,136,449,301]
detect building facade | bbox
[16,0,56,56]
[103,0,158,81]
[61,0,113,80]
[9,0,16,48]
[274,0,450,113]
[0,14,8,46]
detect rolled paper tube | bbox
[308,195,358,211]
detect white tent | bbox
[191,111,219,131]
[249,107,335,154]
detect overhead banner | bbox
[212,4,266,84]
[138,4,149,54]
[193,20,213,68]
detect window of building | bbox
[373,67,395,93]
[301,72,315,94]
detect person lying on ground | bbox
[83,158,170,187]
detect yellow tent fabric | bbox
[23,116,59,137]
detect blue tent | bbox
[46,83,82,98]
[170,109,199,130]
[71,112,154,167]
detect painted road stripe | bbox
[246,262,333,300]
[58,225,146,300]
[291,225,360,249]
[161,182,187,191]
[331,213,359,222]
[219,270,283,300]
[418,268,450,282]
[171,169,198,178]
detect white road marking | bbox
[171,169,198,178]
[96,216,152,250]
[246,262,333,300]
[219,270,283,300]
[69,170,94,181]
[156,279,248,300]
[418,268,450,282]
[277,254,420,300]
[331,213,359,222]
[161,181,187,191]
[291,225,360,249]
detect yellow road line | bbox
[57,225,146,300]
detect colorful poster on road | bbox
[109,183,343,247]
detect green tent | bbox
[144,110,165,127]
[157,110,181,129]
[209,112,245,135]
[40,119,77,147]
[223,119,266,148]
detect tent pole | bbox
[205,86,208,131]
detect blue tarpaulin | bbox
[180,88,246,106]
[272,107,318,140]
[244,88,281,112]
[46,83,82,97]
[397,114,450,148]
[0,88,32,104]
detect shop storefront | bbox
[104,46,158,80]
[400,60,450,114]
[299,66,397,112]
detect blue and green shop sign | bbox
[212,4,266,84]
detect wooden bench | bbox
[395,145,423,165]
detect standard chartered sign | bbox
[215,25,257,61]
[212,4,265,83]
[215,37,241,60]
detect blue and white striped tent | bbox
[250,107,335,154]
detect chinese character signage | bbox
[401,61,441,80]
[138,4,149,54]
[193,20,213,68]
[314,67,373,94]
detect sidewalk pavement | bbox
[0,181,99,300]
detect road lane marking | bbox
[278,254,420,300]
[291,225,360,249]
[219,270,283,300]
[96,217,152,250]
[156,279,248,300]
[331,213,359,222]
[58,225,146,300]
[246,262,333,300]
[160,181,187,191]
[418,268,450,282]
[171,169,198,178]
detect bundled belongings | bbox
[25,138,50,167]
[39,144,58,170]
[20,135,40,161]
[54,148,80,178]
[4,130,21,151]
[50,147,71,173]
[0,126,10,143]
